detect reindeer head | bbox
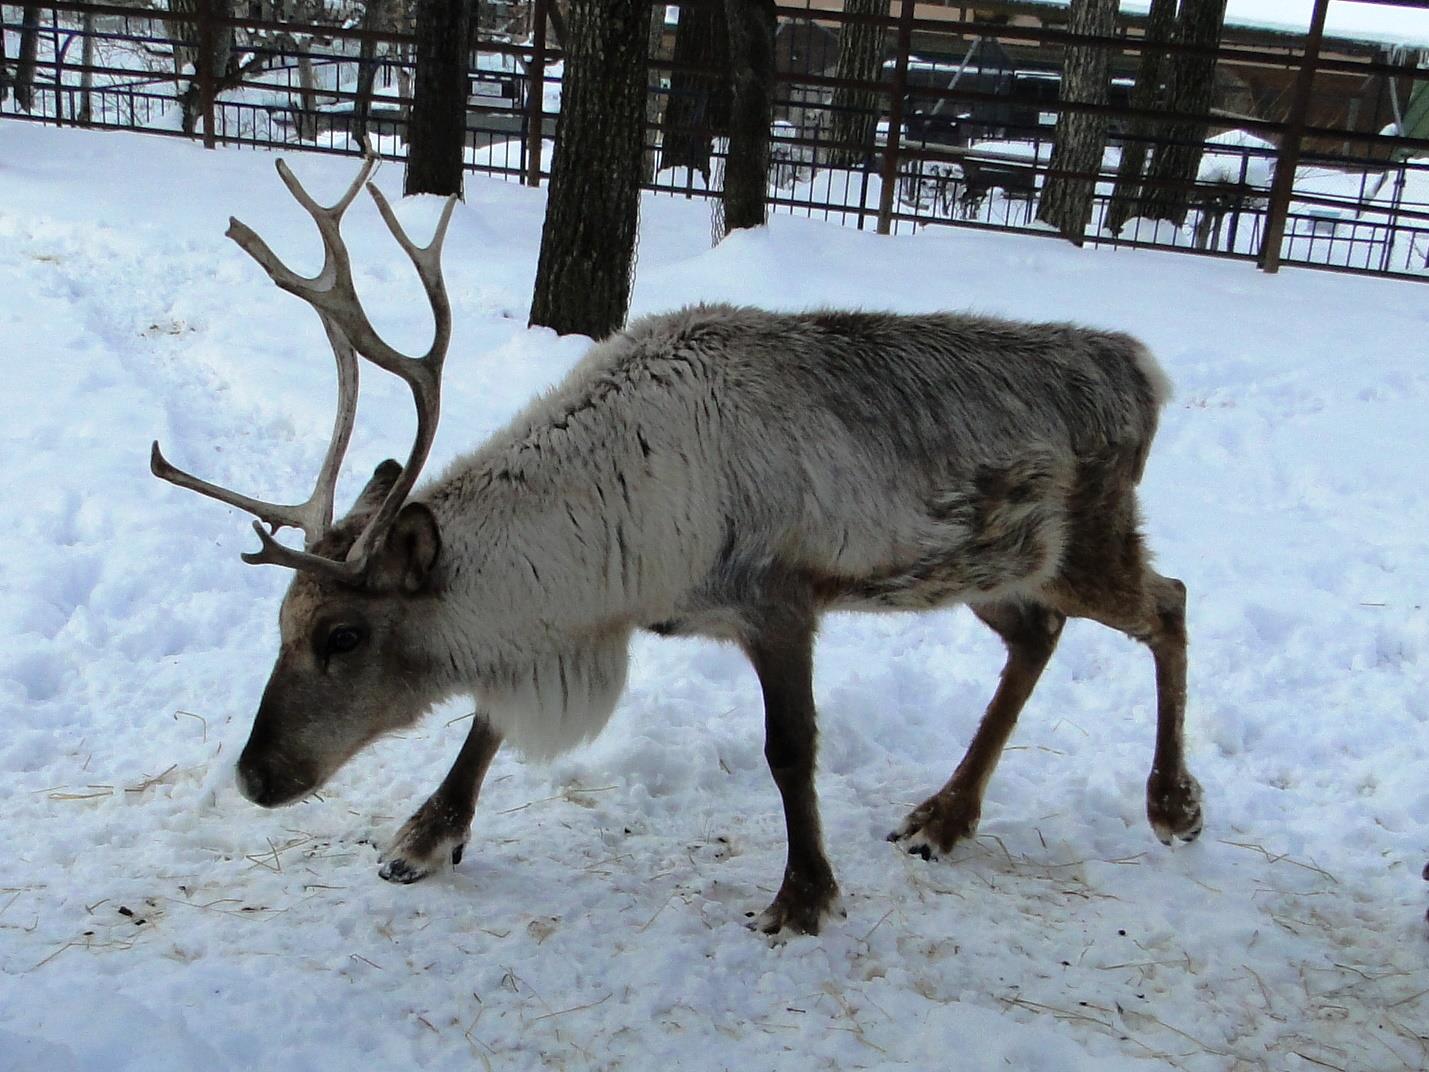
[152,153,457,805]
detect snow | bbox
[2,125,1428,1071]
[1023,1,1429,49]
[1198,130,1277,188]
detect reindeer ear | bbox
[343,459,404,524]
[368,502,441,594]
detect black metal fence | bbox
[4,0,1429,280]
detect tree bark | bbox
[0,13,8,105]
[172,0,235,136]
[14,5,41,112]
[295,53,319,141]
[644,10,667,181]
[1105,0,1176,234]
[405,0,473,197]
[0,8,9,104]
[720,0,775,236]
[660,0,730,180]
[826,0,887,169]
[528,0,649,339]
[1141,0,1228,225]
[352,0,388,145]
[1035,0,1116,244]
[78,13,96,123]
[546,0,568,49]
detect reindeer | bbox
[152,154,1202,936]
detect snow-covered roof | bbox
[1022,1,1429,49]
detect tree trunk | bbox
[1035,0,1116,244]
[1105,0,1176,234]
[546,0,568,49]
[405,0,472,197]
[1141,0,1227,225]
[14,5,41,112]
[1,13,9,104]
[528,0,649,339]
[173,0,235,136]
[660,1,730,180]
[78,13,96,123]
[826,0,887,169]
[353,0,388,145]
[644,10,667,181]
[295,54,319,140]
[397,60,413,120]
[720,0,775,236]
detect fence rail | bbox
[4,0,1428,280]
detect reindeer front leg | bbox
[379,712,502,883]
[743,607,843,936]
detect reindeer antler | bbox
[151,150,458,584]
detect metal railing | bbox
[4,0,1428,280]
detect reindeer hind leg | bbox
[890,599,1064,859]
[1047,508,1202,846]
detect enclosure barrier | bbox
[3,0,1428,280]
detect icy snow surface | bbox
[1,126,1426,1071]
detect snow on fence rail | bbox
[3,0,1428,279]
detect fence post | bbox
[197,0,217,148]
[1258,0,1329,273]
[525,0,549,186]
[876,0,914,236]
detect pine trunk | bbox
[15,6,42,112]
[1035,0,1116,244]
[1141,0,1227,225]
[78,14,96,123]
[1105,0,1176,234]
[296,54,319,141]
[661,1,730,180]
[720,0,776,235]
[353,0,388,145]
[826,0,888,169]
[644,12,667,181]
[528,0,650,338]
[173,0,235,136]
[405,0,472,197]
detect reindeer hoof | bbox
[889,793,981,860]
[378,840,467,882]
[749,870,843,939]
[1147,769,1204,846]
[378,857,429,884]
[378,799,474,885]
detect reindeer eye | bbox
[324,625,365,657]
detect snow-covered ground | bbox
[2,125,1427,1071]
[1036,1,1429,48]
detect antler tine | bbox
[156,150,460,582]
[222,152,377,300]
[336,189,458,571]
[241,520,365,582]
[365,185,458,368]
[226,159,429,379]
[306,315,362,535]
[274,150,377,222]
[150,441,316,534]
[150,315,361,550]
